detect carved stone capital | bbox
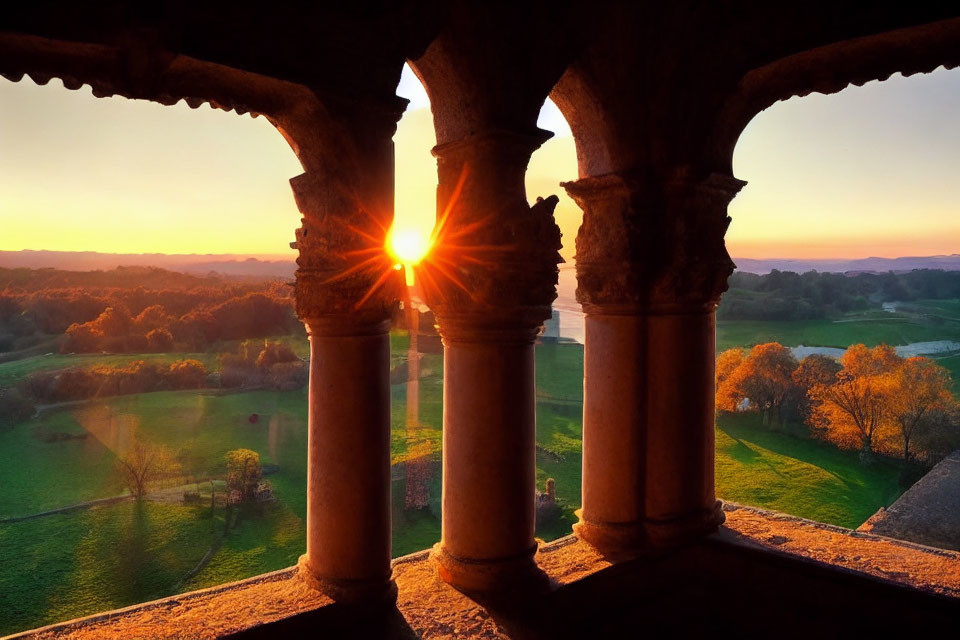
[566,169,745,314]
[291,171,400,325]
[422,129,563,340]
[423,194,563,341]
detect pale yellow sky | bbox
[1,65,958,260]
[728,66,960,259]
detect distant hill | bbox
[0,264,279,291]
[4,249,960,280]
[732,255,960,275]
[0,250,296,279]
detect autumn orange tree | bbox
[791,354,842,421]
[719,343,798,427]
[885,357,954,461]
[810,344,901,461]
[715,347,746,412]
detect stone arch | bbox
[711,17,960,175]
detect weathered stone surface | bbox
[422,130,563,336]
[565,170,744,313]
[15,509,960,639]
[858,450,960,551]
[723,502,960,598]
[290,171,400,325]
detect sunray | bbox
[354,266,400,310]
[431,165,470,244]
[321,255,384,284]
[448,253,500,268]
[356,208,390,235]
[414,265,445,306]
[440,213,499,241]
[435,243,515,254]
[431,253,490,269]
[344,223,386,247]
[425,260,475,299]
[343,246,387,258]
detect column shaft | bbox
[441,338,537,562]
[300,321,394,602]
[578,311,720,552]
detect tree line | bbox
[0,341,308,423]
[717,342,960,464]
[718,268,960,321]
[0,266,298,353]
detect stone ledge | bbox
[7,567,332,640]
[7,504,959,639]
[721,502,960,597]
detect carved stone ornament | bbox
[291,172,400,328]
[420,130,564,342]
[566,169,745,314]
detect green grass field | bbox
[717,317,948,352]
[0,352,220,388]
[716,299,960,352]
[938,354,960,392]
[715,413,904,527]
[0,501,216,633]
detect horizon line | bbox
[3,248,960,264]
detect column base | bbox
[297,555,398,605]
[574,500,725,559]
[431,543,550,595]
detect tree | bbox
[841,343,900,378]
[167,359,209,389]
[715,348,746,412]
[256,341,299,370]
[811,374,888,459]
[62,322,102,353]
[792,354,841,421]
[809,344,902,461]
[89,306,133,338]
[886,357,953,461]
[146,327,174,352]
[726,343,798,427]
[225,448,263,503]
[115,438,179,499]
[134,304,174,333]
[915,405,960,464]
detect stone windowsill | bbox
[7,503,959,639]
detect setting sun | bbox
[387,226,432,287]
[388,226,431,266]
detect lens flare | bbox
[387,226,432,287]
[388,227,431,265]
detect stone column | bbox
[422,129,562,593]
[291,163,401,603]
[563,169,744,557]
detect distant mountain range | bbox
[733,255,960,275]
[2,249,960,279]
[0,250,297,278]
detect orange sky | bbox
[1,65,958,260]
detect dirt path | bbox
[0,480,217,524]
[0,494,134,524]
